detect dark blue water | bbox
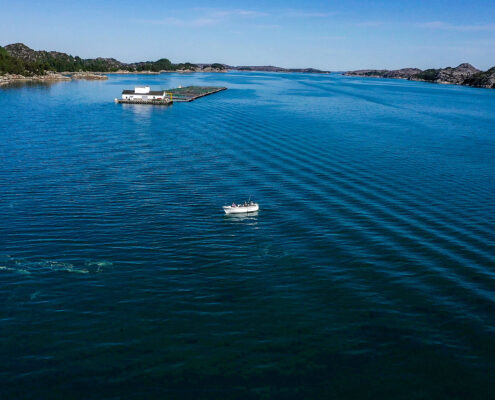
[1,72,494,399]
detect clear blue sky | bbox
[2,0,495,70]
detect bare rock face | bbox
[436,63,480,84]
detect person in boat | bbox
[232,203,236,207]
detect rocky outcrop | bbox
[411,63,480,84]
[345,68,420,79]
[345,63,493,89]
[0,71,109,86]
[198,66,228,72]
[383,68,422,79]
[463,67,495,88]
[5,43,76,65]
[436,63,479,84]
[70,72,108,80]
[0,72,70,86]
[3,43,126,73]
[106,70,160,74]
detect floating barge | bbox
[115,85,226,105]
[115,86,172,106]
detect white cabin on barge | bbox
[121,86,168,101]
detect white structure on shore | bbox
[121,86,168,100]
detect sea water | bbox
[1,72,494,399]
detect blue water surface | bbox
[1,72,495,399]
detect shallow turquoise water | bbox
[1,72,494,399]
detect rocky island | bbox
[345,63,495,89]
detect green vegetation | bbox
[362,70,386,77]
[0,43,210,75]
[80,58,118,72]
[0,46,46,75]
[146,58,173,71]
[174,62,197,70]
[463,67,495,88]
[414,69,439,82]
[0,46,24,74]
[0,45,115,74]
[210,63,225,70]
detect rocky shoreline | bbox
[106,67,228,74]
[0,71,107,86]
[0,72,70,86]
[0,68,229,87]
[69,72,108,80]
[344,63,495,89]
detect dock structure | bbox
[165,86,227,102]
[115,86,226,106]
[116,86,173,105]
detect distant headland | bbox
[227,65,329,73]
[0,43,329,86]
[345,63,495,89]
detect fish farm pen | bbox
[166,86,227,102]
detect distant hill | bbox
[345,63,495,89]
[0,43,329,76]
[0,43,226,75]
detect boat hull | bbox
[223,204,259,214]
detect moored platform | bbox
[115,86,226,105]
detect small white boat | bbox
[223,201,259,214]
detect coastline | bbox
[344,64,495,89]
[105,69,228,74]
[0,68,322,87]
[0,71,107,86]
[0,70,230,86]
[0,72,70,86]
[344,73,494,89]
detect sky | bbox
[2,0,495,70]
